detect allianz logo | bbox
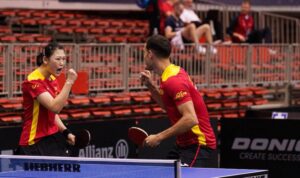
[79,139,129,158]
[231,137,300,152]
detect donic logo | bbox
[232,138,300,152]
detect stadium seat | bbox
[90,96,111,105]
[95,36,113,43]
[59,113,69,120]
[132,106,151,115]
[0,115,22,123]
[32,11,47,18]
[68,97,90,105]
[70,111,91,119]
[0,35,17,42]
[112,107,132,116]
[91,110,112,118]
[206,103,222,110]
[89,28,104,34]
[82,20,96,27]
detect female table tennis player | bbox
[17,43,77,156]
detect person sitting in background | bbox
[226,0,272,44]
[164,1,216,54]
[180,0,222,43]
[158,0,178,35]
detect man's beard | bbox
[145,64,153,71]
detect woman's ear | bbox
[43,57,48,65]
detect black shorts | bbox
[167,144,217,168]
[16,132,69,156]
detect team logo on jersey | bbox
[31,84,39,89]
[175,91,187,100]
[159,89,164,95]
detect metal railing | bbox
[1,43,299,98]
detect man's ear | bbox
[148,50,153,58]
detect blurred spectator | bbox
[180,0,222,43]
[146,0,161,36]
[226,0,272,43]
[164,1,216,54]
[159,0,178,35]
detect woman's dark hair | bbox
[146,35,171,58]
[36,43,64,66]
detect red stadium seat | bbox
[239,100,253,107]
[222,100,238,109]
[68,19,82,26]
[90,96,111,104]
[152,105,164,113]
[91,110,112,118]
[112,107,132,116]
[111,95,131,104]
[110,20,123,28]
[82,20,96,27]
[35,35,52,43]
[1,115,22,123]
[74,28,88,34]
[104,28,118,35]
[206,103,222,110]
[127,36,143,43]
[89,28,104,34]
[0,35,17,42]
[96,20,110,27]
[118,29,132,35]
[70,111,91,119]
[222,111,239,119]
[36,18,53,26]
[47,11,61,18]
[59,114,69,120]
[123,21,136,28]
[0,26,11,34]
[132,106,151,114]
[19,19,37,25]
[61,13,75,19]
[113,36,127,43]
[53,19,67,26]
[68,97,90,105]
[32,11,47,18]
[0,10,16,17]
[95,36,113,43]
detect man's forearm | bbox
[157,114,198,142]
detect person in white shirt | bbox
[179,0,216,53]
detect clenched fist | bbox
[66,68,77,84]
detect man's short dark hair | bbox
[146,35,171,58]
[242,0,251,4]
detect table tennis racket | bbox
[73,129,91,148]
[128,127,148,147]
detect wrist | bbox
[66,80,74,85]
[62,129,72,139]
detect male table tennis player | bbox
[140,35,216,167]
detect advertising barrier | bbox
[221,118,300,178]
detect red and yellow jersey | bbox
[19,69,60,146]
[159,64,216,149]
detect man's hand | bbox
[67,133,75,146]
[144,134,162,148]
[140,70,153,87]
[234,33,246,42]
